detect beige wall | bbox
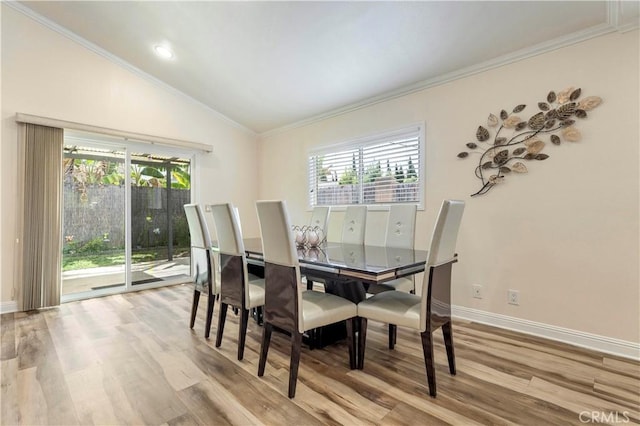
[258,30,640,343]
[1,6,260,304]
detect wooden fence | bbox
[315,181,419,205]
[63,185,191,250]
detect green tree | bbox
[406,157,417,182]
[314,156,330,182]
[394,164,405,183]
[171,165,191,189]
[363,161,382,183]
[338,169,357,185]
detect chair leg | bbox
[205,294,215,339]
[346,318,356,370]
[256,306,264,325]
[190,290,200,329]
[258,323,273,377]
[357,317,368,370]
[238,308,249,361]
[306,279,314,291]
[442,322,456,375]
[420,330,437,397]
[251,306,264,325]
[288,332,303,398]
[215,303,228,347]
[388,324,397,349]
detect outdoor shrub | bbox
[78,236,108,254]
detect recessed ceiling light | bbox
[153,45,174,59]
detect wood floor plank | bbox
[380,400,450,426]
[16,367,50,426]
[15,312,80,425]
[65,363,126,425]
[1,359,20,425]
[177,380,264,426]
[1,313,16,361]
[2,283,638,426]
[604,356,640,379]
[527,376,640,422]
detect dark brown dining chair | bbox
[357,199,465,397]
[184,203,220,338]
[209,203,265,360]
[256,200,357,398]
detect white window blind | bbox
[308,124,424,208]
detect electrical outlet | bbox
[472,284,483,299]
[508,289,520,305]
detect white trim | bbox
[608,0,640,33]
[309,123,424,156]
[15,113,212,153]
[307,122,425,210]
[452,305,640,361]
[5,1,256,137]
[0,301,18,314]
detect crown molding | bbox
[608,0,640,33]
[5,1,257,138]
[260,20,621,139]
[7,0,635,140]
[260,1,637,139]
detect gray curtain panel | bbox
[21,123,63,310]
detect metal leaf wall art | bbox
[457,87,602,196]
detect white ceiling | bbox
[14,1,639,134]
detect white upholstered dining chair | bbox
[309,206,330,234]
[357,199,465,397]
[184,204,220,339]
[341,205,367,245]
[209,203,265,361]
[369,204,417,293]
[256,200,357,398]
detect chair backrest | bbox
[256,200,304,333]
[309,206,330,233]
[426,200,465,267]
[184,203,212,249]
[184,204,214,293]
[341,205,367,245]
[385,204,417,250]
[417,200,464,330]
[210,203,251,307]
[210,203,244,256]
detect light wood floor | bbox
[1,284,638,425]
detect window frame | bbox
[307,122,425,211]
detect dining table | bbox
[239,237,429,347]
[242,237,427,299]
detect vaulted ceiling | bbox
[14,1,639,134]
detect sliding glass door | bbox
[61,133,193,299]
[130,153,192,287]
[62,144,127,295]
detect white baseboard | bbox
[0,301,18,314]
[452,305,640,361]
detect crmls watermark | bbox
[579,411,630,423]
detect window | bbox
[308,123,424,208]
